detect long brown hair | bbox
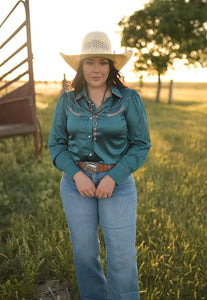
[70,59,126,94]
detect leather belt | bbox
[78,162,115,174]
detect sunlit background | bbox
[1,0,207,82]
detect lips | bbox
[92,77,101,80]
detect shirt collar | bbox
[74,85,123,101]
[111,85,122,99]
[75,86,88,101]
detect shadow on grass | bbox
[173,100,203,106]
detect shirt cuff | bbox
[63,160,80,179]
[108,163,131,186]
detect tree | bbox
[119,2,178,102]
[158,0,207,66]
[118,0,207,102]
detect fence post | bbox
[168,80,173,104]
[25,0,34,94]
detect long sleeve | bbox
[108,90,151,185]
[48,93,80,179]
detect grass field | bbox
[0,81,206,299]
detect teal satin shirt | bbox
[48,85,151,185]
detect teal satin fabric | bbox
[48,85,151,185]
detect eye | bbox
[85,60,93,65]
[100,60,109,66]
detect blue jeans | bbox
[60,171,140,300]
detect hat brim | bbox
[59,50,133,71]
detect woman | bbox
[48,31,151,300]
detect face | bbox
[83,57,110,89]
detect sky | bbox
[1,0,207,82]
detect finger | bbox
[87,186,96,196]
[95,187,104,198]
[88,192,95,197]
[96,189,111,198]
[95,190,102,199]
[97,192,107,199]
[83,190,95,198]
[103,191,113,198]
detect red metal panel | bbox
[0,0,42,157]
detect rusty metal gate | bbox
[0,0,42,157]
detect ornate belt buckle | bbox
[82,162,98,174]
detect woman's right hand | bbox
[73,171,96,197]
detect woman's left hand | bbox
[96,175,116,199]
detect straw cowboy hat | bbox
[60,31,133,71]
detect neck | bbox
[87,84,107,98]
[87,84,109,107]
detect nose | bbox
[93,63,100,73]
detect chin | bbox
[88,81,107,88]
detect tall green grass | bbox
[0,83,206,299]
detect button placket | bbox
[87,86,108,142]
[87,116,94,158]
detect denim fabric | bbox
[60,171,140,300]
